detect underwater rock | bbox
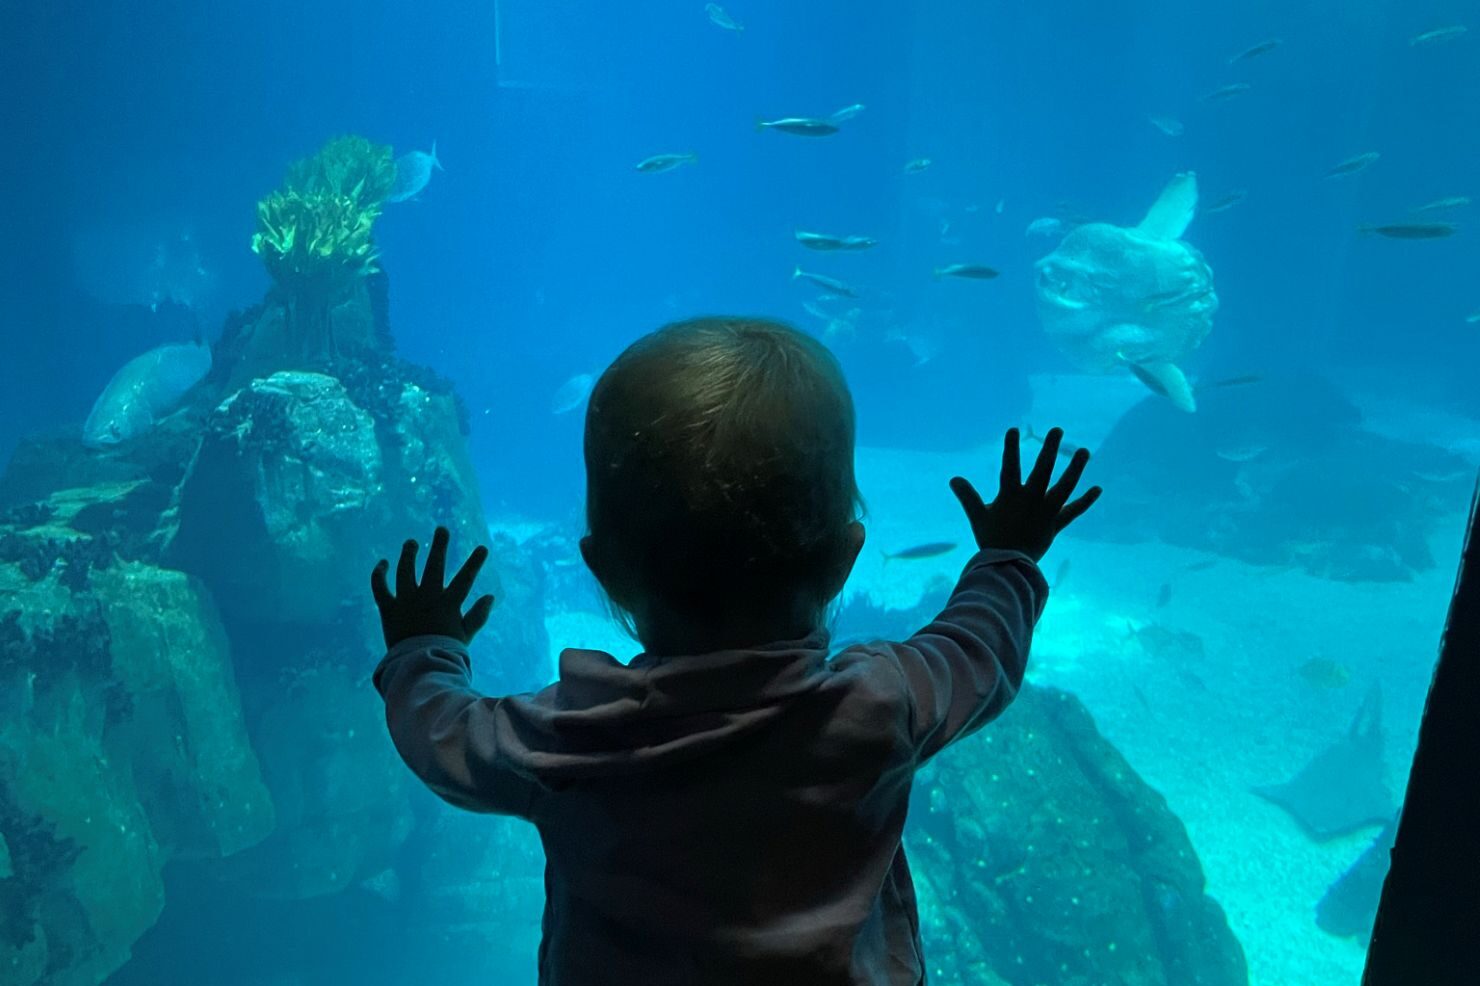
[907,685,1247,986]
[0,549,271,986]
[207,663,415,900]
[167,371,386,626]
[1085,373,1461,580]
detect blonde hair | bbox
[584,316,862,627]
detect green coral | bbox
[250,135,397,354]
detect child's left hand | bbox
[371,526,496,650]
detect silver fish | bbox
[1322,152,1380,178]
[1465,310,1480,324]
[903,158,933,174]
[1203,189,1247,214]
[1409,25,1466,45]
[1412,196,1471,213]
[387,141,443,203]
[1148,115,1184,137]
[1228,38,1283,63]
[635,152,698,173]
[794,230,877,251]
[1026,216,1067,238]
[792,266,858,296]
[84,341,213,447]
[934,263,999,280]
[1358,222,1456,239]
[830,103,866,122]
[705,3,744,31]
[758,117,840,137]
[1200,82,1252,102]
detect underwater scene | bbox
[1,0,1477,983]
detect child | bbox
[371,317,1099,985]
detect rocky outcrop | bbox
[0,518,272,986]
[908,685,1248,986]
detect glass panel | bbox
[0,2,1473,985]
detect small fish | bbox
[635,152,698,173]
[1322,152,1380,178]
[706,3,744,31]
[387,141,444,203]
[794,231,878,251]
[1026,217,1067,238]
[995,198,1005,214]
[84,340,213,447]
[358,867,402,903]
[1466,310,1480,324]
[1228,38,1283,63]
[801,300,831,320]
[1051,558,1071,589]
[1155,582,1172,608]
[792,266,858,296]
[1025,424,1082,458]
[904,158,933,174]
[1148,115,1184,137]
[1183,558,1219,573]
[1200,82,1252,102]
[758,117,840,137]
[1409,25,1467,46]
[1358,222,1457,239]
[1131,684,1153,712]
[1203,189,1248,214]
[551,372,596,415]
[882,541,958,562]
[934,263,999,280]
[1215,443,1268,463]
[883,329,942,367]
[1296,657,1352,689]
[1196,373,1262,392]
[830,103,866,122]
[1412,196,1471,213]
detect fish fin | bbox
[755,117,767,132]
[1137,172,1199,240]
[1123,356,1197,412]
[792,266,803,279]
[430,140,444,172]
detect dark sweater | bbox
[374,548,1047,985]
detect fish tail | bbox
[431,139,444,172]
[755,117,768,132]
[792,266,803,279]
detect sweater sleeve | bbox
[878,549,1048,763]
[372,634,540,818]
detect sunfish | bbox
[387,141,444,203]
[1033,172,1218,412]
[83,340,213,447]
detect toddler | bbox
[371,317,1099,985]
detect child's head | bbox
[581,316,865,653]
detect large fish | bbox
[387,141,444,203]
[83,340,213,447]
[1033,172,1218,412]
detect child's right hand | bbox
[949,427,1100,562]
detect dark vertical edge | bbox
[1363,474,1480,984]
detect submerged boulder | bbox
[908,685,1248,986]
[0,516,271,986]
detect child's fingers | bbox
[1024,427,1061,494]
[1054,486,1103,532]
[446,545,490,606]
[463,594,496,637]
[396,539,420,593]
[370,559,394,608]
[423,526,452,589]
[1000,428,1022,489]
[950,476,989,532]
[1047,447,1091,508]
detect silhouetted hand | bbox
[371,526,496,650]
[949,427,1101,562]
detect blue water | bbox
[0,1,1476,984]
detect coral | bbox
[0,503,55,529]
[250,135,397,356]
